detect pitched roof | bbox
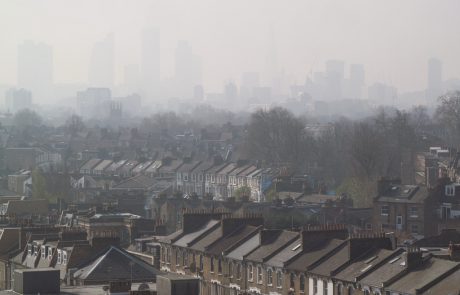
[5,199,48,216]
[226,232,261,261]
[172,220,220,248]
[80,158,102,171]
[421,268,460,295]
[245,230,299,263]
[206,225,260,256]
[359,251,407,287]
[387,257,459,295]
[265,238,302,268]
[73,246,161,282]
[286,239,345,272]
[111,175,157,190]
[309,242,350,276]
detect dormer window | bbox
[48,248,53,260]
[57,250,62,264]
[41,246,46,259]
[446,185,455,196]
[63,251,67,265]
[27,244,32,256]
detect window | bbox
[218,259,222,274]
[313,278,318,294]
[199,174,203,181]
[381,205,389,216]
[41,246,46,259]
[409,206,418,217]
[176,250,181,266]
[348,286,354,295]
[248,265,253,281]
[236,264,241,279]
[323,280,328,294]
[63,251,67,265]
[199,255,204,270]
[27,244,32,255]
[183,251,188,266]
[257,266,263,284]
[166,247,171,263]
[446,185,455,196]
[276,271,283,288]
[364,290,370,295]
[411,224,419,234]
[300,275,305,293]
[290,273,295,289]
[184,174,188,181]
[267,269,273,285]
[228,262,233,277]
[57,250,62,264]
[210,257,215,272]
[337,284,343,295]
[48,248,53,260]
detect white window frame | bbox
[248,264,253,281]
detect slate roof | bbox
[376,185,429,204]
[265,238,302,268]
[172,220,220,248]
[105,160,127,173]
[80,158,102,171]
[92,160,113,172]
[359,251,407,287]
[132,161,153,174]
[191,161,214,173]
[309,242,350,276]
[158,160,183,173]
[73,246,161,283]
[206,225,260,256]
[177,161,202,173]
[285,239,345,272]
[387,257,459,295]
[333,248,398,282]
[5,199,48,216]
[226,232,261,261]
[245,230,299,263]
[421,268,460,295]
[189,225,223,252]
[111,175,157,190]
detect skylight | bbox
[291,243,301,251]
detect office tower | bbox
[141,28,160,99]
[348,64,365,99]
[325,60,345,100]
[17,41,53,102]
[224,82,238,101]
[426,58,443,103]
[174,41,202,99]
[76,88,111,118]
[240,72,260,103]
[123,64,141,93]
[5,88,32,113]
[89,34,114,88]
[368,82,397,106]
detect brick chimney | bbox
[405,247,424,269]
[301,224,348,251]
[221,213,264,236]
[182,209,226,234]
[348,233,393,260]
[449,242,460,261]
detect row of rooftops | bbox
[158,212,460,294]
[79,157,275,180]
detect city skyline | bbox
[1,0,460,97]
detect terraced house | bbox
[158,210,460,295]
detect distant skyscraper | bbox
[123,64,141,93]
[426,58,443,103]
[368,82,397,105]
[174,41,202,99]
[240,72,260,103]
[348,64,365,99]
[89,34,114,88]
[141,28,160,99]
[325,60,345,100]
[76,88,111,118]
[224,82,238,101]
[5,88,32,113]
[17,41,53,102]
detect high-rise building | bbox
[347,64,365,99]
[123,64,141,93]
[76,88,111,118]
[141,28,160,99]
[17,41,53,102]
[174,41,202,99]
[240,72,260,103]
[89,34,114,88]
[426,58,443,103]
[5,88,32,113]
[325,60,345,100]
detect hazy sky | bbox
[1,0,460,93]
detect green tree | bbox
[234,186,251,201]
[32,168,47,199]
